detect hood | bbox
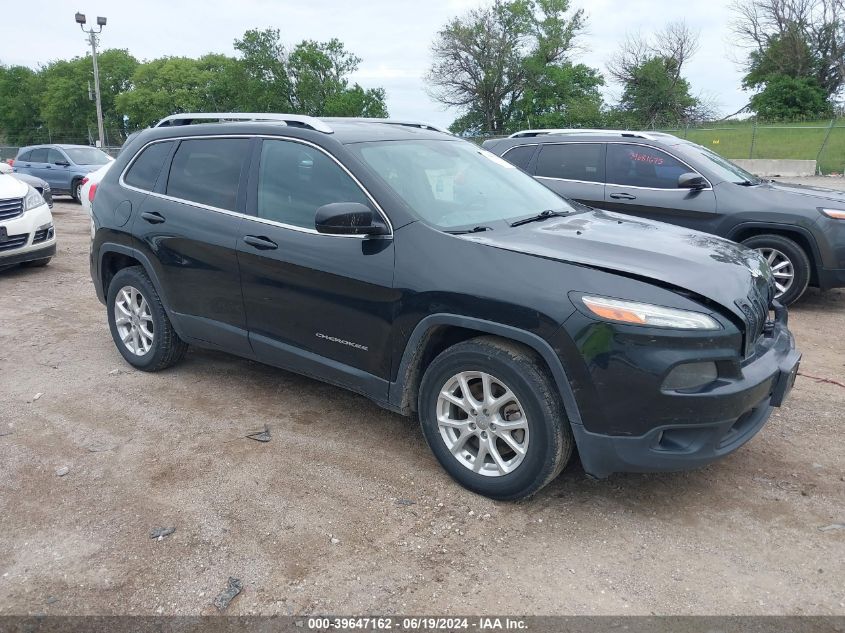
[761,180,845,207]
[0,174,29,199]
[466,209,771,320]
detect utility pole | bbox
[75,12,107,148]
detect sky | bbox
[0,0,752,128]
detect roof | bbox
[151,113,453,144]
[507,129,680,142]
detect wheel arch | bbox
[98,244,180,333]
[727,222,821,286]
[389,314,583,428]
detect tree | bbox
[731,0,845,115]
[233,28,294,112]
[427,0,591,134]
[0,64,42,145]
[750,74,833,118]
[607,21,711,126]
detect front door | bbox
[603,143,717,230]
[237,138,397,397]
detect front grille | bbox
[33,225,53,243]
[0,197,23,221]
[737,276,774,357]
[0,232,29,252]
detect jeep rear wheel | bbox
[418,336,572,500]
[106,266,187,371]
[742,234,810,305]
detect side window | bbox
[124,141,174,191]
[29,148,48,163]
[17,150,32,162]
[47,148,65,164]
[166,138,251,211]
[501,145,536,170]
[606,144,693,189]
[536,143,604,183]
[257,139,370,229]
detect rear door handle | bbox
[243,235,278,250]
[609,193,637,200]
[141,211,166,224]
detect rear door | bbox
[128,136,253,356]
[533,142,606,206]
[603,143,716,229]
[237,137,397,395]
[25,148,51,184]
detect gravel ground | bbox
[1,190,843,616]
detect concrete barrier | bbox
[730,159,817,177]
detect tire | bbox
[418,336,573,500]
[742,234,811,305]
[22,257,51,267]
[106,266,187,371]
[72,179,82,203]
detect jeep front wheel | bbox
[742,234,810,305]
[418,336,572,500]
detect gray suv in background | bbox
[483,130,845,304]
[13,144,112,202]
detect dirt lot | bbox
[1,190,844,616]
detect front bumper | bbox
[567,309,800,479]
[0,202,56,266]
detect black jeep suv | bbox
[483,129,845,305]
[90,114,800,500]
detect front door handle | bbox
[244,235,278,250]
[141,211,166,224]
[609,192,637,200]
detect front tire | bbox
[72,179,83,203]
[106,266,187,371]
[742,234,810,305]
[418,336,572,500]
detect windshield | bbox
[349,139,573,229]
[675,142,759,184]
[64,147,111,166]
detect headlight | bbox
[581,295,721,330]
[23,185,45,212]
[819,207,845,220]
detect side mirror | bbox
[678,172,706,190]
[315,202,388,236]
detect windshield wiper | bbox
[509,209,568,227]
[446,225,493,235]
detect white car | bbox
[80,163,111,216]
[0,174,56,269]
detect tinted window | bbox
[64,147,110,166]
[501,145,536,170]
[606,144,691,189]
[47,148,65,164]
[257,139,370,229]
[536,143,604,183]
[124,141,174,191]
[166,138,250,211]
[17,150,32,162]
[29,148,48,163]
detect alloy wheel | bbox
[756,247,795,298]
[114,285,154,356]
[436,371,529,477]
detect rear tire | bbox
[418,336,573,500]
[742,234,810,305]
[106,266,187,371]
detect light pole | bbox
[75,12,107,148]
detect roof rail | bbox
[154,112,334,134]
[508,128,657,140]
[323,117,452,135]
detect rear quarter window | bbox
[124,141,175,192]
[501,144,537,170]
